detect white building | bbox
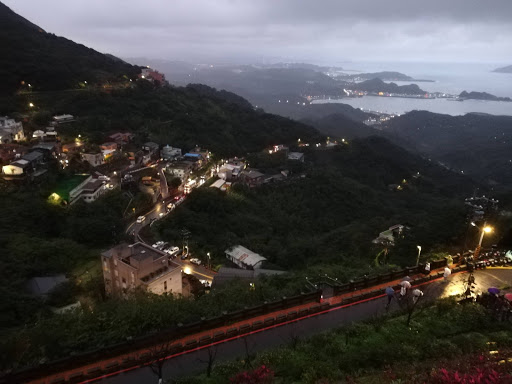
[225,245,267,270]
[2,159,30,175]
[0,117,24,143]
[69,175,107,204]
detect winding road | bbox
[95,268,511,384]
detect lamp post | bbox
[471,222,492,259]
[207,252,211,270]
[416,245,422,266]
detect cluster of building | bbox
[62,132,134,167]
[164,146,210,183]
[2,141,58,178]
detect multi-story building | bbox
[0,116,25,143]
[101,242,182,297]
[166,161,194,181]
[68,175,108,204]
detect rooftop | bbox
[22,150,44,162]
[226,245,267,267]
[130,243,167,262]
[242,169,264,179]
[81,179,105,193]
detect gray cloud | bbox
[4,0,512,64]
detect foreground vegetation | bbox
[180,299,512,383]
[1,275,311,369]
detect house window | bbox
[115,270,118,277]
[103,259,107,269]
[115,280,120,287]
[131,272,135,283]
[164,281,167,291]
[114,259,117,266]
[122,277,126,284]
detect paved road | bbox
[97,269,511,384]
[124,191,216,282]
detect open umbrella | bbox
[385,287,394,296]
[488,287,500,295]
[505,293,512,302]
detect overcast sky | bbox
[4,0,512,65]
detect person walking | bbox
[385,286,395,308]
[443,266,451,282]
[412,288,423,303]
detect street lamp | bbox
[207,252,211,269]
[471,222,493,259]
[416,245,422,266]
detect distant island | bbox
[492,65,512,73]
[353,77,426,95]
[342,71,434,82]
[459,90,511,102]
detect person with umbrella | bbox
[488,287,500,296]
[399,277,412,298]
[412,288,424,303]
[385,286,395,309]
[443,267,451,282]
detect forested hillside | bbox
[0,1,140,94]
[7,83,322,157]
[382,111,512,186]
[154,136,479,269]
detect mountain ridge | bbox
[0,1,140,95]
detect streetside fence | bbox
[4,257,463,384]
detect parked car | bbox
[165,246,180,255]
[136,216,146,223]
[180,254,188,260]
[152,241,162,248]
[167,203,175,211]
[190,258,201,266]
[159,212,165,218]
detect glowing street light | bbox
[471,222,493,258]
[28,102,34,108]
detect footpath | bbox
[15,261,470,384]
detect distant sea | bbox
[314,62,512,116]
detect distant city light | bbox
[28,102,34,107]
